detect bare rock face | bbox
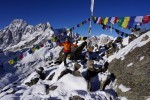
[129,34,137,43]
[69,95,84,100]
[74,62,81,71]
[108,41,150,100]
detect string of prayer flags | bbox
[6,43,45,65]
[66,18,91,33]
[115,29,129,37]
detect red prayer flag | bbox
[19,54,24,60]
[40,44,44,47]
[114,17,119,23]
[143,15,150,24]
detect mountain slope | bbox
[108,31,150,100]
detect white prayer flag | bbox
[134,16,143,23]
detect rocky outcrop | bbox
[25,67,46,86]
[70,95,84,100]
[108,41,150,100]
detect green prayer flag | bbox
[14,57,19,62]
[118,17,124,27]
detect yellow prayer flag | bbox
[122,17,130,28]
[8,60,14,65]
[32,47,36,52]
[103,17,109,25]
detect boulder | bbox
[25,78,39,86]
[58,69,72,80]
[74,62,81,71]
[36,67,46,80]
[129,34,137,43]
[72,71,82,77]
[108,41,150,100]
[87,60,94,71]
[47,72,55,80]
[70,95,84,100]
[87,46,94,52]
[141,35,149,42]
[49,85,58,91]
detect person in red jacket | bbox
[58,37,77,67]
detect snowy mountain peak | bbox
[9,19,28,32]
[90,34,115,45]
[11,19,27,25]
[0,19,54,50]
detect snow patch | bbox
[57,74,87,92]
[146,97,150,100]
[118,96,128,100]
[118,84,131,92]
[139,56,145,61]
[127,63,133,67]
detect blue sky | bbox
[0,0,150,37]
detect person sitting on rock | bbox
[58,37,77,67]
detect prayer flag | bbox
[110,17,119,24]
[96,17,103,24]
[40,44,44,47]
[28,49,33,54]
[134,16,143,23]
[118,17,124,27]
[143,15,150,24]
[8,60,14,65]
[128,16,136,29]
[102,17,109,25]
[122,17,130,28]
[14,57,19,62]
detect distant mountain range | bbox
[0,19,114,51]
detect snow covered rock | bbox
[108,31,150,100]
